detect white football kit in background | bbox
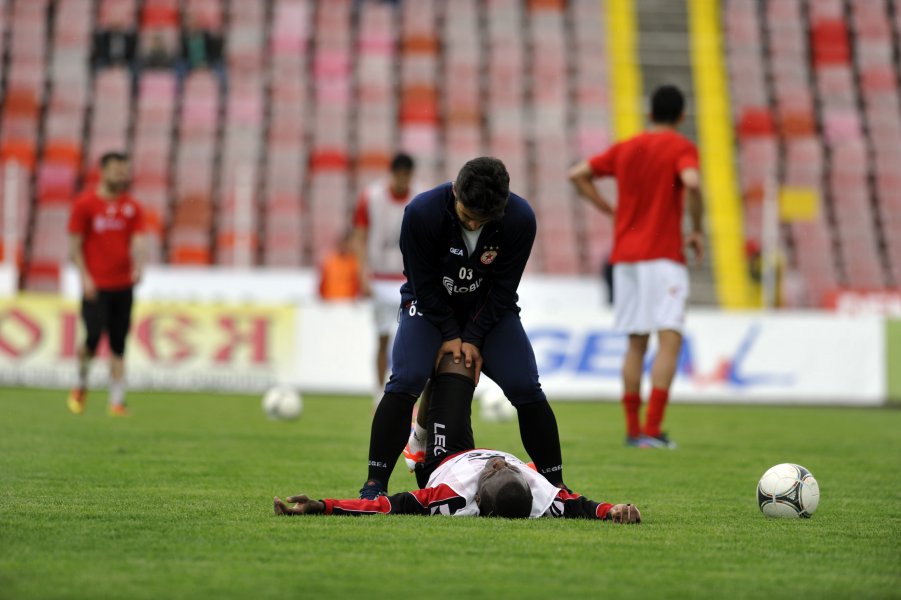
[613,259,689,334]
[371,279,403,335]
[361,179,425,336]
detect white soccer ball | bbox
[262,385,303,421]
[757,463,820,518]
[479,386,517,423]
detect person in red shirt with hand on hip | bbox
[67,152,146,416]
[569,85,704,449]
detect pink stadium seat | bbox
[36,162,78,203]
[98,0,137,28]
[30,204,70,265]
[130,182,168,220]
[823,110,862,143]
[400,125,438,155]
[184,0,223,31]
[807,0,843,24]
[0,163,31,267]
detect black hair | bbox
[651,85,685,125]
[390,152,415,172]
[100,151,129,167]
[479,478,533,519]
[454,157,510,222]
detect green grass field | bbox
[1,388,899,599]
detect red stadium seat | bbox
[22,261,61,292]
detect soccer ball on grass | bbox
[757,463,820,518]
[479,385,517,423]
[262,385,303,421]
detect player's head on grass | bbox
[453,156,510,230]
[99,150,131,194]
[389,151,415,195]
[474,457,533,518]
[651,85,685,126]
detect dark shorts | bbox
[81,287,134,357]
[385,302,546,406]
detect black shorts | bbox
[82,287,134,357]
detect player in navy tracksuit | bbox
[359,157,567,500]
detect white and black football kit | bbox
[326,449,613,519]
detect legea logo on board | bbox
[527,323,795,389]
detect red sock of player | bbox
[643,388,669,438]
[622,392,642,438]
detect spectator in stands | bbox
[351,152,424,405]
[178,16,226,86]
[319,230,361,301]
[67,152,146,417]
[569,85,704,450]
[142,32,178,70]
[358,157,568,503]
[92,17,137,69]
[180,17,224,70]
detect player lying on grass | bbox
[274,355,641,522]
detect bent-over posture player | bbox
[275,355,641,522]
[359,157,567,500]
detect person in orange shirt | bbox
[67,152,146,417]
[569,86,704,449]
[319,230,361,301]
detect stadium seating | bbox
[724,0,900,304]
[2,0,617,291]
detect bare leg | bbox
[76,345,92,390]
[623,334,649,394]
[650,330,682,391]
[109,356,126,407]
[376,334,390,386]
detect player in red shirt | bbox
[66,152,146,416]
[568,86,704,449]
[351,152,424,405]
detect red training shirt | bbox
[589,130,699,264]
[67,190,145,290]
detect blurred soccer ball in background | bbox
[479,385,517,423]
[757,463,820,518]
[262,385,303,421]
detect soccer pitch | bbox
[1,388,899,599]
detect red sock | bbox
[622,392,641,438]
[643,387,669,437]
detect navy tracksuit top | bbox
[398,182,536,347]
